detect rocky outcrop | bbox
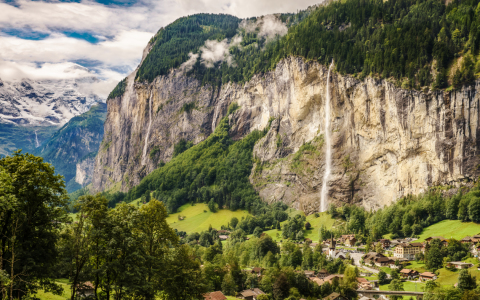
[75,156,96,187]
[93,56,480,213]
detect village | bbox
[201,233,480,300]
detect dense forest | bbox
[107,0,480,100]
[3,152,480,300]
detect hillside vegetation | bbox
[106,0,480,99]
[117,110,271,215]
[416,219,480,241]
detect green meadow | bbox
[166,203,250,233]
[416,220,480,242]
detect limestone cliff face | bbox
[75,156,96,187]
[93,56,480,213]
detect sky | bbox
[0,0,322,97]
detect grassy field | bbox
[36,280,70,300]
[416,220,480,242]
[379,281,426,299]
[304,212,336,242]
[166,203,250,233]
[405,261,427,273]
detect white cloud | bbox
[240,15,288,42]
[0,0,322,89]
[200,39,233,68]
[179,53,199,72]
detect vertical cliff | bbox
[93,57,480,212]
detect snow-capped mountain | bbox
[0,72,104,126]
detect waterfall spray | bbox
[320,61,334,212]
[141,92,153,166]
[34,130,40,148]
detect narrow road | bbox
[350,253,379,274]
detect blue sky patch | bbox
[62,31,103,43]
[1,28,50,40]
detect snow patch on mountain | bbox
[0,72,104,126]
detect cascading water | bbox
[141,92,153,166]
[320,61,334,212]
[34,130,40,148]
[212,103,221,131]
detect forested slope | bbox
[111,0,480,94]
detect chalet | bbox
[461,236,473,244]
[317,269,329,279]
[218,230,230,235]
[447,262,474,269]
[304,270,316,278]
[373,257,393,267]
[76,281,95,298]
[394,243,422,260]
[362,252,386,265]
[472,235,480,243]
[204,291,227,300]
[323,292,348,300]
[340,234,357,247]
[219,235,229,241]
[304,238,313,244]
[419,272,437,281]
[377,239,391,249]
[400,269,419,278]
[356,278,372,290]
[237,288,265,300]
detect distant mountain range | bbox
[34,102,107,192]
[0,69,107,192]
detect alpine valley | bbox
[0,69,106,192]
[93,5,480,213]
[7,0,480,299]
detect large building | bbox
[394,243,422,260]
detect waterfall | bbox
[212,103,221,131]
[141,92,153,166]
[34,130,40,148]
[320,61,334,212]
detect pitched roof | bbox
[324,292,342,300]
[240,288,265,297]
[356,277,369,283]
[310,277,323,286]
[374,257,392,262]
[420,272,436,277]
[204,291,227,300]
